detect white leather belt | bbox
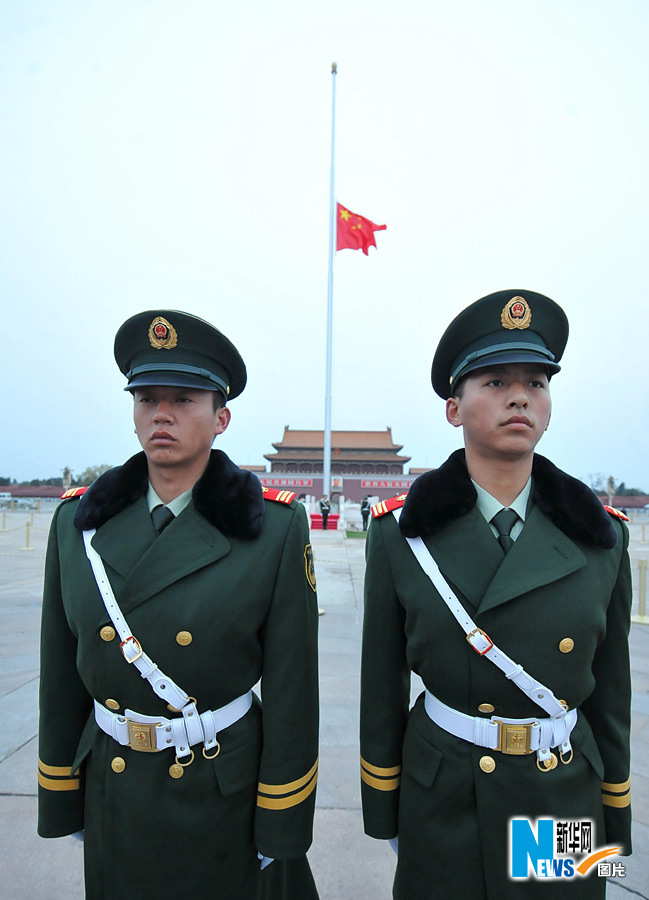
[94,690,253,759]
[424,690,577,764]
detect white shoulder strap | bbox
[83,529,191,711]
[392,509,566,718]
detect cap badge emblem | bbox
[148,316,178,350]
[501,296,532,330]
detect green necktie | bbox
[151,504,174,535]
[491,508,519,554]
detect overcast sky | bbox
[2,0,648,490]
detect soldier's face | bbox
[445,363,551,462]
[133,386,230,471]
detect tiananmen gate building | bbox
[250,427,430,503]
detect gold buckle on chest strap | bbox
[495,720,536,755]
[127,720,160,752]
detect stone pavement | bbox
[0,509,648,898]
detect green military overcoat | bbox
[38,450,320,899]
[360,450,631,899]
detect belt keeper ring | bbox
[175,750,195,768]
[203,741,221,760]
[536,751,558,772]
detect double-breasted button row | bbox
[99,626,193,646]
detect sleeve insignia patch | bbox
[604,505,629,522]
[262,487,296,505]
[60,487,89,501]
[371,493,408,519]
[304,544,317,592]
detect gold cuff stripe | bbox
[602,792,631,808]
[38,771,80,792]
[38,760,80,777]
[257,771,317,810]
[360,756,402,777]
[361,769,401,792]
[601,778,631,793]
[257,758,318,796]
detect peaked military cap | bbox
[432,289,569,399]
[115,310,246,399]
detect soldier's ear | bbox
[214,405,231,437]
[446,397,463,428]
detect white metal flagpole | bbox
[323,61,337,504]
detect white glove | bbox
[257,851,275,870]
[389,836,399,855]
[71,831,84,842]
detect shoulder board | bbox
[262,487,296,505]
[60,487,88,501]
[371,493,408,519]
[604,505,629,522]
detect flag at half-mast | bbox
[336,203,386,255]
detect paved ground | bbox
[0,509,647,898]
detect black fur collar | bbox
[399,449,617,549]
[73,450,264,539]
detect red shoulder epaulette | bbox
[60,487,88,500]
[604,505,629,522]
[262,487,296,505]
[371,493,408,519]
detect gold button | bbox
[559,638,574,653]
[169,764,184,779]
[111,757,126,773]
[176,631,193,646]
[479,756,496,773]
[100,626,116,642]
[478,703,495,714]
[105,699,120,710]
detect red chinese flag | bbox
[336,203,386,255]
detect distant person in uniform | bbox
[361,495,371,531]
[38,310,320,899]
[319,494,331,530]
[360,290,632,899]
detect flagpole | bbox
[323,61,337,505]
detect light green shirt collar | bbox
[146,484,193,518]
[471,477,532,542]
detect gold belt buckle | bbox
[127,720,160,752]
[495,720,535,755]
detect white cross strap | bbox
[83,528,191,712]
[392,509,567,719]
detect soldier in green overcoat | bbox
[360,291,632,898]
[38,310,320,899]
